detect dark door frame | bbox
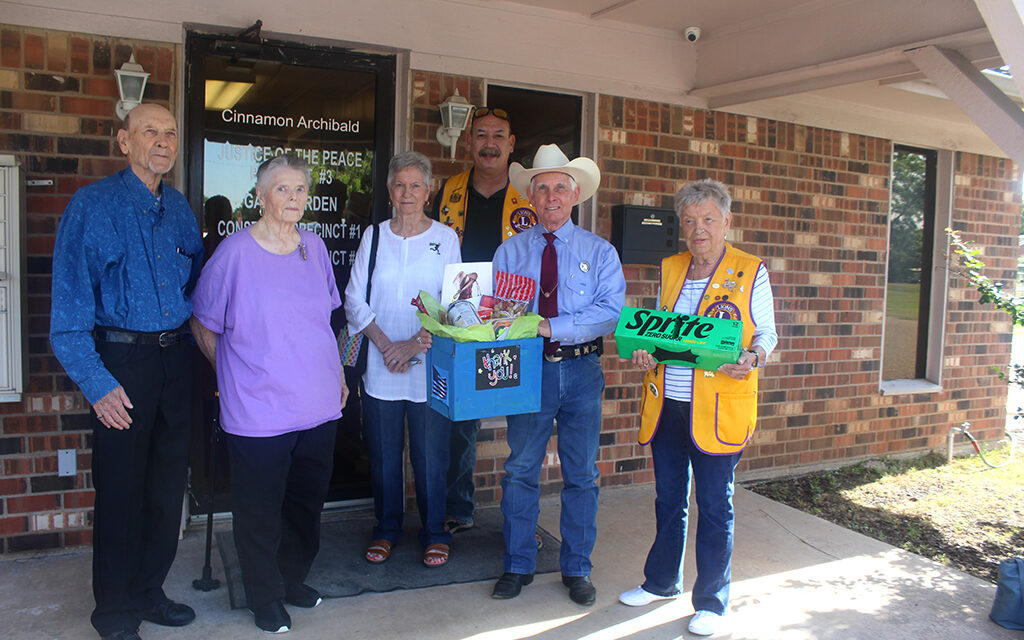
[182,28,396,515]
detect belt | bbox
[94,326,190,348]
[544,338,603,363]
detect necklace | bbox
[252,220,305,258]
[541,283,558,298]
[688,263,712,279]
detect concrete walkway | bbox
[1,484,1015,640]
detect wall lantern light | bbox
[435,89,474,161]
[115,54,150,120]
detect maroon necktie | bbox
[540,233,560,356]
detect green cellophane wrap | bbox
[415,291,543,342]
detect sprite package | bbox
[614,306,743,371]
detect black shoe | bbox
[491,572,534,599]
[250,600,291,634]
[142,600,195,627]
[445,518,474,534]
[562,575,596,606]
[102,631,141,640]
[284,582,322,608]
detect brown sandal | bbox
[423,543,449,567]
[365,539,393,564]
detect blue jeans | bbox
[642,399,741,614]
[362,392,451,548]
[446,418,480,523]
[501,353,604,576]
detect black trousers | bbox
[90,339,192,636]
[225,420,338,610]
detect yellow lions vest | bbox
[638,244,762,454]
[438,169,537,243]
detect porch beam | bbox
[690,27,999,108]
[591,0,641,20]
[974,0,1024,98]
[694,59,915,109]
[904,45,1024,165]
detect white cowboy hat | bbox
[509,144,601,204]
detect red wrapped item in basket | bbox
[491,270,536,320]
[477,295,496,321]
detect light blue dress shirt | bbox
[493,219,625,345]
[50,168,203,403]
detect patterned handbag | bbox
[339,326,364,367]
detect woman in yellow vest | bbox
[618,179,778,638]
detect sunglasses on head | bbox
[472,107,510,123]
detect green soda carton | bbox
[614,307,743,371]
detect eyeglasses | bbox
[472,107,510,123]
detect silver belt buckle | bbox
[158,331,176,348]
[544,351,563,363]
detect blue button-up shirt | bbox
[50,168,203,403]
[493,219,625,345]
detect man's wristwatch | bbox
[747,349,760,368]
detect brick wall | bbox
[410,79,1020,496]
[594,97,1020,481]
[0,44,1019,553]
[945,153,1020,435]
[0,25,176,552]
[408,75,1023,494]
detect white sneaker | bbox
[688,610,723,636]
[618,586,678,606]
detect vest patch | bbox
[510,208,538,233]
[705,301,741,321]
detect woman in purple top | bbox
[190,154,347,635]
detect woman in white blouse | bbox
[344,151,461,568]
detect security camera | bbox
[684,26,701,42]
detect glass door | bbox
[184,31,395,514]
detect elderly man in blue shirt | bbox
[490,144,625,606]
[50,103,202,640]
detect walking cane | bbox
[193,395,221,591]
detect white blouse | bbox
[345,219,461,402]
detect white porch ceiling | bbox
[3,0,1022,158]
[496,0,997,102]
[488,0,1023,159]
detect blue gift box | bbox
[426,336,543,421]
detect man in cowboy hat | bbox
[489,144,625,606]
[432,107,537,535]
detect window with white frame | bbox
[880,145,952,394]
[0,155,24,402]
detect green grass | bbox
[747,445,1024,583]
[886,282,921,321]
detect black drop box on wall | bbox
[611,204,679,265]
